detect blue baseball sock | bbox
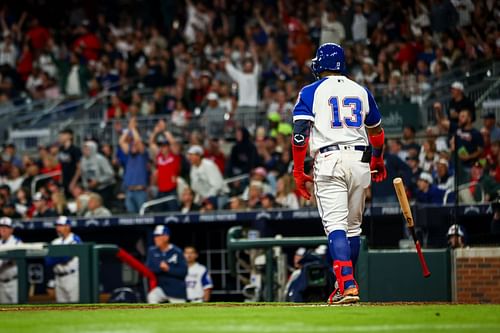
[348,236,361,267]
[328,230,355,290]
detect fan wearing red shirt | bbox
[149,120,181,212]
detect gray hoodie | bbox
[81,141,115,190]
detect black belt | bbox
[0,275,17,283]
[319,145,370,153]
[55,269,76,277]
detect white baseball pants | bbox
[55,273,79,303]
[147,287,186,304]
[313,149,371,237]
[0,279,18,304]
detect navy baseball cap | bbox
[55,216,72,226]
[0,217,13,228]
[153,225,170,236]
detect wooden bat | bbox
[393,177,431,278]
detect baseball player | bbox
[46,216,82,303]
[146,225,188,303]
[184,246,213,302]
[291,43,387,304]
[0,217,22,304]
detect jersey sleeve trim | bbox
[293,115,315,122]
[365,119,381,128]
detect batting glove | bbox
[293,171,313,200]
[370,156,387,182]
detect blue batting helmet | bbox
[311,43,346,78]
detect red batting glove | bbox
[293,171,313,200]
[370,156,387,182]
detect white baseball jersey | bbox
[292,75,381,156]
[185,263,213,302]
[0,235,22,280]
[0,235,22,304]
[50,232,82,303]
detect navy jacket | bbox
[146,244,188,299]
[416,185,445,204]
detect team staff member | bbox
[0,217,22,304]
[46,216,82,303]
[146,225,188,303]
[292,43,386,304]
[184,246,213,302]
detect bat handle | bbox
[415,241,431,278]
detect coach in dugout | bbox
[146,225,188,303]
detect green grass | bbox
[1,303,500,333]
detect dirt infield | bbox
[0,302,469,312]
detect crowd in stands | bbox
[0,0,498,217]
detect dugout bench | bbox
[227,226,452,302]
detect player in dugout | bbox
[184,246,213,302]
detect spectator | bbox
[149,121,181,212]
[60,53,90,97]
[228,196,246,211]
[415,172,445,204]
[481,111,500,143]
[202,92,226,138]
[200,197,217,213]
[80,141,115,207]
[204,138,226,175]
[31,192,57,218]
[466,163,500,203]
[184,246,213,303]
[275,175,299,209]
[224,44,260,129]
[179,187,200,214]
[246,180,263,209]
[435,158,455,193]
[2,143,22,169]
[2,203,21,219]
[228,127,259,176]
[40,155,62,182]
[401,125,421,156]
[119,118,149,214]
[455,109,484,181]
[57,129,82,198]
[13,187,30,217]
[4,166,24,194]
[261,193,277,210]
[146,225,188,304]
[406,156,423,196]
[51,192,70,216]
[448,81,476,131]
[320,9,345,45]
[187,145,227,204]
[351,3,368,42]
[84,193,112,217]
[107,94,128,120]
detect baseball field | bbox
[1,303,499,333]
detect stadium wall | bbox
[453,248,500,303]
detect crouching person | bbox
[146,225,187,303]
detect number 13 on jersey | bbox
[329,96,363,128]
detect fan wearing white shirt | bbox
[184,246,213,302]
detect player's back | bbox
[293,75,380,156]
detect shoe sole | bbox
[328,295,360,305]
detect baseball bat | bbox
[393,177,431,278]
